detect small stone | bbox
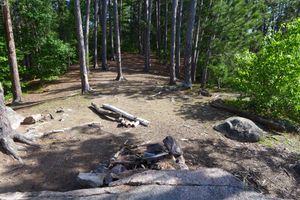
[92,160,109,173]
[104,173,113,185]
[200,89,212,97]
[163,136,183,157]
[111,164,127,175]
[22,114,42,125]
[77,172,106,188]
[56,108,64,113]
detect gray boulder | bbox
[214,116,265,142]
[6,106,24,130]
[0,168,279,200]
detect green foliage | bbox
[233,18,300,121]
[30,34,75,79]
[0,37,10,90]
[11,0,76,79]
[0,36,27,94]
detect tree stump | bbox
[0,84,36,162]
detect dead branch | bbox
[102,104,150,126]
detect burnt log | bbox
[0,83,37,162]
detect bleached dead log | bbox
[102,104,150,126]
[91,103,120,121]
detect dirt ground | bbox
[0,53,299,199]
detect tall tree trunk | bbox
[2,0,22,103]
[175,0,183,79]
[169,0,178,85]
[84,0,91,70]
[138,1,143,54]
[93,0,99,69]
[75,0,91,93]
[201,34,214,89]
[191,14,201,83]
[109,0,116,60]
[101,0,109,70]
[163,0,168,60]
[144,0,152,72]
[201,0,215,89]
[113,0,125,81]
[155,0,161,54]
[183,0,197,88]
[119,0,122,39]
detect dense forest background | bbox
[1,0,300,121]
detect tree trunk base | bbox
[1,131,38,162]
[101,65,109,71]
[115,76,126,81]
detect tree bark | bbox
[2,0,22,103]
[101,0,109,70]
[0,84,36,162]
[138,1,143,54]
[84,0,91,71]
[191,12,202,83]
[169,0,178,85]
[163,0,168,60]
[183,0,197,88]
[109,0,116,61]
[155,0,161,54]
[201,35,213,89]
[201,0,214,89]
[113,0,125,81]
[175,0,183,79]
[75,0,91,93]
[93,0,99,69]
[144,0,152,72]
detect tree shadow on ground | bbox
[182,137,300,199]
[177,101,232,123]
[0,126,137,193]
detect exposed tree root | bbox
[0,83,38,162]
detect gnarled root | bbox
[0,136,22,162]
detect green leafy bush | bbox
[30,34,75,79]
[233,18,300,121]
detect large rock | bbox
[6,106,24,130]
[0,169,279,200]
[214,116,265,142]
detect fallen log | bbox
[210,99,298,132]
[90,103,120,121]
[102,104,150,126]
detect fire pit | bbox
[77,136,188,188]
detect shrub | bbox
[233,18,300,121]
